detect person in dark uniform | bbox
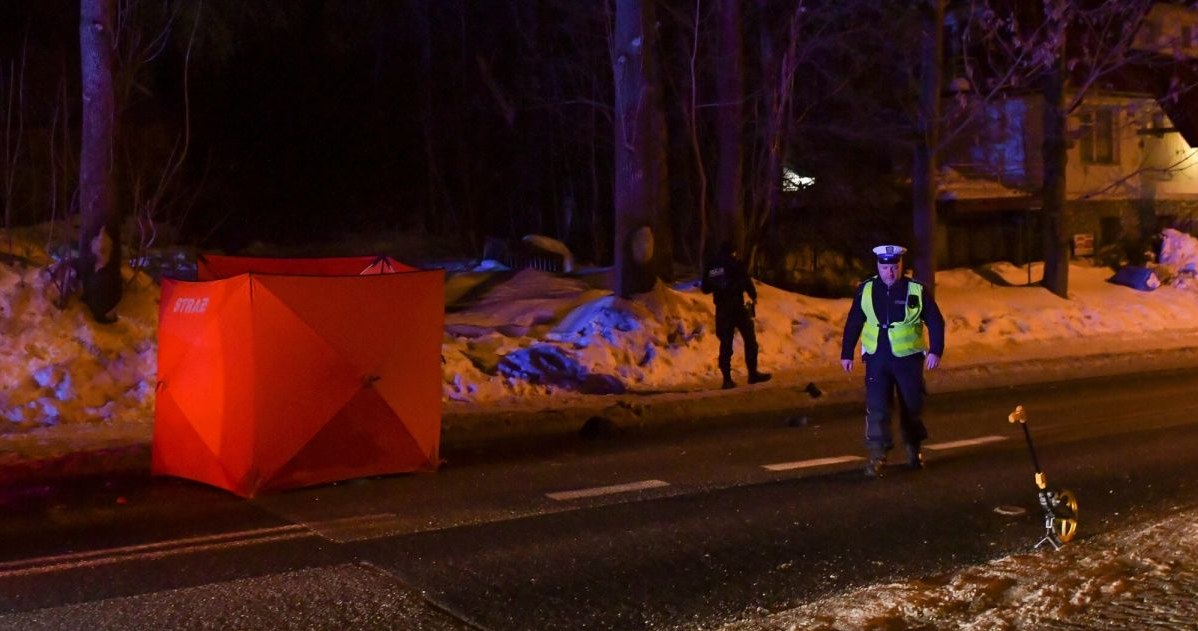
[840,244,945,477]
[702,241,771,389]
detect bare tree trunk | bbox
[1041,53,1069,298]
[3,25,30,259]
[411,0,450,236]
[685,0,709,264]
[753,0,779,261]
[748,2,801,270]
[611,0,670,297]
[46,69,77,259]
[590,77,607,263]
[112,1,201,276]
[79,0,121,323]
[912,0,943,294]
[3,48,27,254]
[713,0,744,254]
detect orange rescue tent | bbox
[197,254,415,280]
[153,257,443,497]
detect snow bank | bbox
[0,258,157,431]
[1156,227,1198,288]
[6,227,1198,439]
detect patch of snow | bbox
[6,226,1198,462]
[718,506,1198,630]
[471,259,510,272]
[938,166,1031,200]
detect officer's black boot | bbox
[864,448,887,478]
[721,370,735,390]
[748,371,772,384]
[906,442,924,470]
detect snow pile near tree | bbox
[1156,227,1198,287]
[440,270,843,403]
[5,226,1198,443]
[0,256,158,432]
[441,246,1198,404]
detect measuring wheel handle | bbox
[1008,405,1080,550]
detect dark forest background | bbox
[1,0,1185,315]
[0,0,923,265]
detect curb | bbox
[441,344,1198,445]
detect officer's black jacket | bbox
[701,253,756,310]
[840,276,945,360]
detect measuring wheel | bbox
[1037,488,1078,549]
[1009,405,1080,550]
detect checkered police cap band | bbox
[872,244,906,263]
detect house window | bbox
[1099,216,1121,247]
[781,167,814,191]
[1079,109,1117,165]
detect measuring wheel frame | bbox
[1008,405,1080,550]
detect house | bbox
[936,2,1198,269]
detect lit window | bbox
[782,168,814,192]
[1078,109,1117,165]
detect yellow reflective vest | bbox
[859,279,927,357]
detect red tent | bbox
[153,255,443,497]
[197,254,416,279]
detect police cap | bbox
[872,244,906,264]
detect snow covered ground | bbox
[717,505,1198,630]
[441,229,1198,407]
[4,228,1198,464]
[4,227,1198,627]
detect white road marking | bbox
[763,435,1008,472]
[0,513,435,577]
[924,435,1008,451]
[762,455,864,472]
[546,479,670,501]
[0,524,311,579]
[0,433,1018,578]
[301,513,404,543]
[994,505,1028,516]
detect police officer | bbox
[840,245,945,477]
[702,241,771,389]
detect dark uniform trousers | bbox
[716,306,758,376]
[864,352,928,452]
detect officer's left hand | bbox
[925,353,940,370]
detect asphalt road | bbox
[1,369,1197,630]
